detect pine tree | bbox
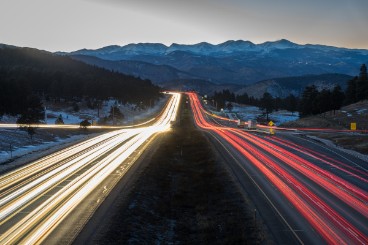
[16,95,45,125]
[260,92,274,121]
[55,114,64,124]
[331,86,345,114]
[226,102,233,112]
[356,64,368,101]
[344,77,358,104]
[16,95,45,142]
[299,85,319,116]
[285,94,298,115]
[313,89,332,115]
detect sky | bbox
[0,0,367,52]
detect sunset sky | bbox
[1,0,367,51]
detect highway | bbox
[188,92,368,244]
[0,92,181,244]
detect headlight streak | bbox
[0,129,132,191]
[0,117,157,129]
[187,92,368,244]
[0,130,141,223]
[0,93,181,244]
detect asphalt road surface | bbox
[0,93,181,244]
[188,92,368,244]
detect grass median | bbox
[95,95,267,244]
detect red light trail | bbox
[187,92,368,244]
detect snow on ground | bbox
[0,133,100,173]
[269,110,299,125]
[210,103,299,125]
[1,96,168,126]
[0,96,168,169]
[356,108,367,115]
[1,134,86,166]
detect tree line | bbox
[211,64,367,118]
[0,47,162,119]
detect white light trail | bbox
[0,92,181,244]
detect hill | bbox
[281,100,368,154]
[0,45,161,116]
[236,74,353,98]
[61,39,368,85]
[71,54,199,83]
[159,79,241,95]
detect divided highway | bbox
[0,92,181,244]
[188,92,368,244]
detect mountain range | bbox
[60,39,368,88]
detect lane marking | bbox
[206,131,305,245]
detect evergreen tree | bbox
[313,89,332,115]
[109,105,124,125]
[299,85,319,116]
[274,97,282,111]
[236,92,249,104]
[16,95,45,142]
[16,95,45,125]
[55,114,64,124]
[80,119,91,129]
[344,77,358,105]
[285,94,298,115]
[356,64,368,101]
[331,86,345,114]
[226,102,233,112]
[260,92,274,121]
[213,89,235,111]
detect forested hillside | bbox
[0,46,161,116]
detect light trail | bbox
[198,98,368,133]
[0,92,181,244]
[0,115,157,129]
[231,130,368,214]
[188,92,368,244]
[267,136,368,179]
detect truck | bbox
[248,120,257,130]
[237,119,245,128]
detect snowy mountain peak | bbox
[259,39,299,50]
[122,43,168,54]
[167,42,216,54]
[218,40,257,52]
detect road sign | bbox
[268,121,274,126]
[351,122,356,130]
[270,128,275,135]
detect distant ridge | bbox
[64,39,368,58]
[236,73,353,98]
[59,39,368,87]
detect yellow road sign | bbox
[268,121,274,126]
[351,122,356,130]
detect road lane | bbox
[0,92,181,244]
[188,92,368,244]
